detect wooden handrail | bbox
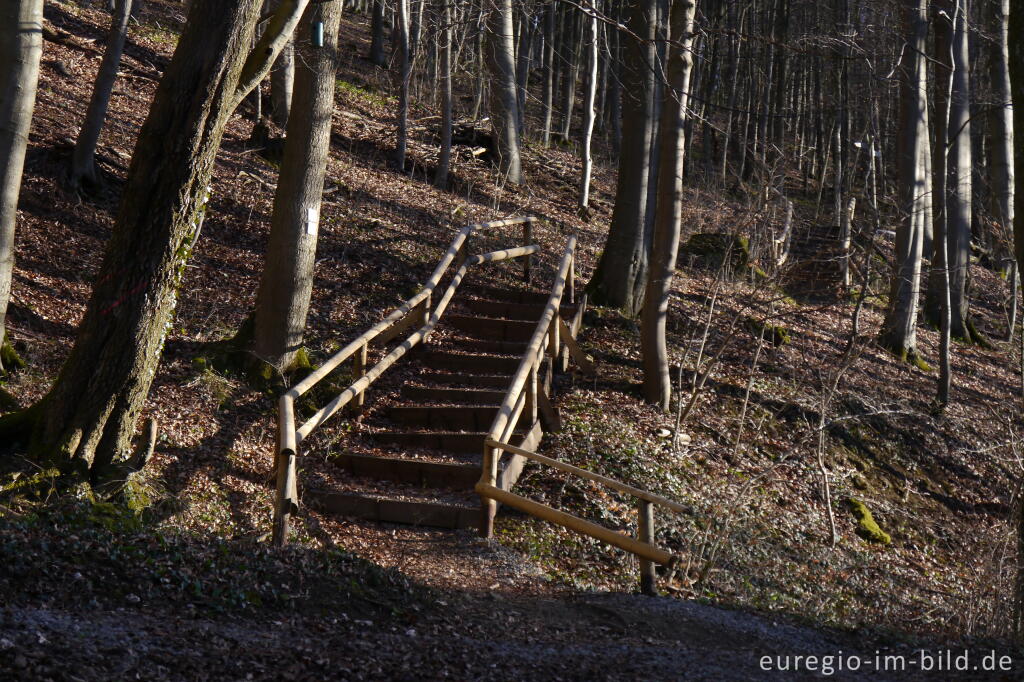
[484,438,687,514]
[479,235,577,538]
[272,217,539,547]
[475,483,674,565]
[481,437,685,594]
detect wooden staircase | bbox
[272,218,589,542]
[306,279,575,529]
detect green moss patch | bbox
[844,497,891,545]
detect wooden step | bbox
[306,489,479,529]
[464,298,577,321]
[464,284,552,305]
[307,422,543,528]
[402,383,509,403]
[413,372,514,389]
[446,315,537,342]
[388,404,510,430]
[370,430,509,454]
[330,452,480,488]
[419,350,523,373]
[445,336,529,355]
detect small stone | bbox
[126,593,141,604]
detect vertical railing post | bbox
[480,443,500,538]
[352,342,368,411]
[274,395,298,548]
[525,364,538,425]
[548,315,559,365]
[568,252,575,305]
[638,499,657,596]
[523,219,533,284]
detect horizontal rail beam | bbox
[475,483,674,565]
[485,438,689,514]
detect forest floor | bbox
[1,0,1023,679]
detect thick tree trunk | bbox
[926,0,972,341]
[251,1,342,372]
[642,0,697,409]
[578,2,598,208]
[879,0,928,363]
[70,0,133,192]
[10,0,306,481]
[394,0,411,170]
[586,0,657,317]
[434,0,453,189]
[485,0,522,184]
[0,0,44,376]
[370,0,387,66]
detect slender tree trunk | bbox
[1012,0,1024,281]
[586,0,657,316]
[434,0,453,189]
[0,0,44,375]
[578,2,598,208]
[879,0,928,364]
[70,0,133,192]
[370,0,386,66]
[251,1,342,372]
[270,2,295,129]
[485,0,522,184]
[542,2,556,147]
[642,0,697,409]
[991,0,1015,280]
[394,0,411,170]
[4,0,307,481]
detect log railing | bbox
[476,235,681,593]
[273,217,538,546]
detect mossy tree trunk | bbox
[1,0,309,483]
[0,0,44,376]
[251,0,343,373]
[641,0,696,410]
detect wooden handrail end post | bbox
[638,499,657,596]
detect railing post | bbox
[480,443,500,538]
[523,219,533,284]
[525,364,538,425]
[638,500,657,596]
[568,253,575,305]
[548,316,559,365]
[352,342,368,411]
[420,293,432,328]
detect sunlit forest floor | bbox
[1,0,1023,678]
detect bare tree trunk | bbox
[879,0,928,364]
[434,0,453,189]
[70,0,133,192]
[394,0,411,170]
[485,0,522,183]
[642,0,697,409]
[542,1,556,147]
[927,0,972,342]
[0,0,308,481]
[0,0,44,375]
[578,1,598,209]
[251,0,343,372]
[270,1,295,129]
[586,0,657,316]
[370,0,386,66]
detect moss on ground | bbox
[844,497,891,545]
